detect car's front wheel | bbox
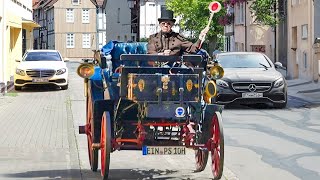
[14,86,22,91]
[60,84,68,90]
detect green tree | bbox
[165,0,226,53]
[248,0,283,27]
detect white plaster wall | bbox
[0,0,5,84]
[98,8,107,48]
[140,1,164,38]
[7,0,33,20]
[287,0,313,80]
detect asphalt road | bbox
[0,61,319,180]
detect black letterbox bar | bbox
[120,54,202,63]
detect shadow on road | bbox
[4,168,180,179]
[12,84,61,93]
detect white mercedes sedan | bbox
[14,50,69,90]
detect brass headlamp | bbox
[203,80,217,103]
[77,63,95,79]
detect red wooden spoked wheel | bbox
[195,148,209,172]
[100,112,111,179]
[209,112,224,179]
[86,85,98,171]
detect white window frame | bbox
[66,33,75,48]
[302,24,308,39]
[82,9,89,23]
[66,9,74,23]
[72,0,80,5]
[82,34,90,48]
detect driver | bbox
[147,7,209,57]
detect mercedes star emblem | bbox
[248,84,256,92]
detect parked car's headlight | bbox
[56,68,67,75]
[16,68,25,76]
[216,79,229,88]
[274,77,284,88]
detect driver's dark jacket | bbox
[147,31,201,56]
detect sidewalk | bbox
[287,78,320,104]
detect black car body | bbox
[215,52,287,108]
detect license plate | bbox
[32,78,48,82]
[142,146,186,155]
[242,92,263,98]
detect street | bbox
[0,61,319,180]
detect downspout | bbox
[96,6,99,50]
[137,0,140,42]
[244,1,247,51]
[274,2,277,62]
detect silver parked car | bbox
[214,52,287,108]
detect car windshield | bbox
[217,54,272,68]
[23,52,62,61]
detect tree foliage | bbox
[165,0,225,41]
[248,0,283,27]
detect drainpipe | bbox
[244,1,247,51]
[274,2,277,62]
[96,6,99,50]
[136,0,140,42]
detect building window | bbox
[235,3,245,25]
[72,0,80,5]
[66,9,74,23]
[301,24,308,39]
[117,8,120,23]
[303,52,307,68]
[82,9,89,23]
[82,34,90,48]
[291,26,297,50]
[66,33,75,48]
[251,45,266,53]
[239,3,244,24]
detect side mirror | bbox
[274,62,286,70]
[15,59,21,62]
[63,58,70,62]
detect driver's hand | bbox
[163,49,171,56]
[199,26,210,40]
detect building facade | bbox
[0,0,39,94]
[139,0,165,39]
[287,0,315,80]
[96,0,107,49]
[33,0,97,59]
[104,0,132,42]
[314,0,320,81]
[231,1,275,61]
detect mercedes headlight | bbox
[274,77,284,88]
[16,68,25,76]
[216,79,229,88]
[56,68,67,75]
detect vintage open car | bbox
[77,41,225,180]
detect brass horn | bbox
[77,63,95,79]
[203,80,217,104]
[208,64,224,80]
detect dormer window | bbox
[72,0,80,5]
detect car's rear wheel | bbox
[14,86,22,91]
[60,84,68,90]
